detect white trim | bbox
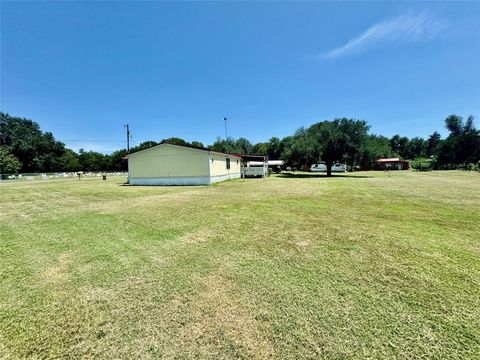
[129,172,241,186]
[210,172,241,184]
[127,157,130,183]
[208,153,212,185]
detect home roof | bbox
[232,154,268,162]
[127,142,242,159]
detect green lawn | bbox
[1,171,479,359]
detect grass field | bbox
[1,171,479,359]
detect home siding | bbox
[209,153,241,183]
[128,145,209,185]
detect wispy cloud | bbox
[321,12,445,59]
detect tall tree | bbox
[357,135,394,170]
[160,137,188,146]
[308,119,369,176]
[133,141,158,152]
[0,146,22,174]
[407,137,427,159]
[209,137,238,154]
[78,149,108,171]
[235,137,253,154]
[267,137,283,159]
[282,128,316,170]
[279,136,295,165]
[426,131,442,157]
[0,113,67,172]
[445,115,463,137]
[57,149,81,172]
[389,135,410,159]
[252,142,269,156]
[437,115,480,167]
[190,141,205,148]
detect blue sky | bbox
[2,1,480,153]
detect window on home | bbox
[226,158,230,170]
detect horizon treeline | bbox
[1,112,479,174]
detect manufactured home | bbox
[128,143,241,185]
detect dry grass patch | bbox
[174,269,276,359]
[41,253,74,285]
[180,227,217,244]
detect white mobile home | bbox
[128,143,241,185]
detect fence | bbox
[0,172,128,182]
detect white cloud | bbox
[321,12,445,59]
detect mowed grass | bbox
[1,171,479,359]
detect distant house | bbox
[376,158,409,170]
[128,142,241,185]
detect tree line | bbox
[1,112,479,175]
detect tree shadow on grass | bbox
[276,172,373,179]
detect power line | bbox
[59,139,126,142]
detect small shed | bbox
[376,158,410,170]
[128,142,241,185]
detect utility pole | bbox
[224,117,228,140]
[124,124,131,153]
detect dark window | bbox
[226,158,230,170]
